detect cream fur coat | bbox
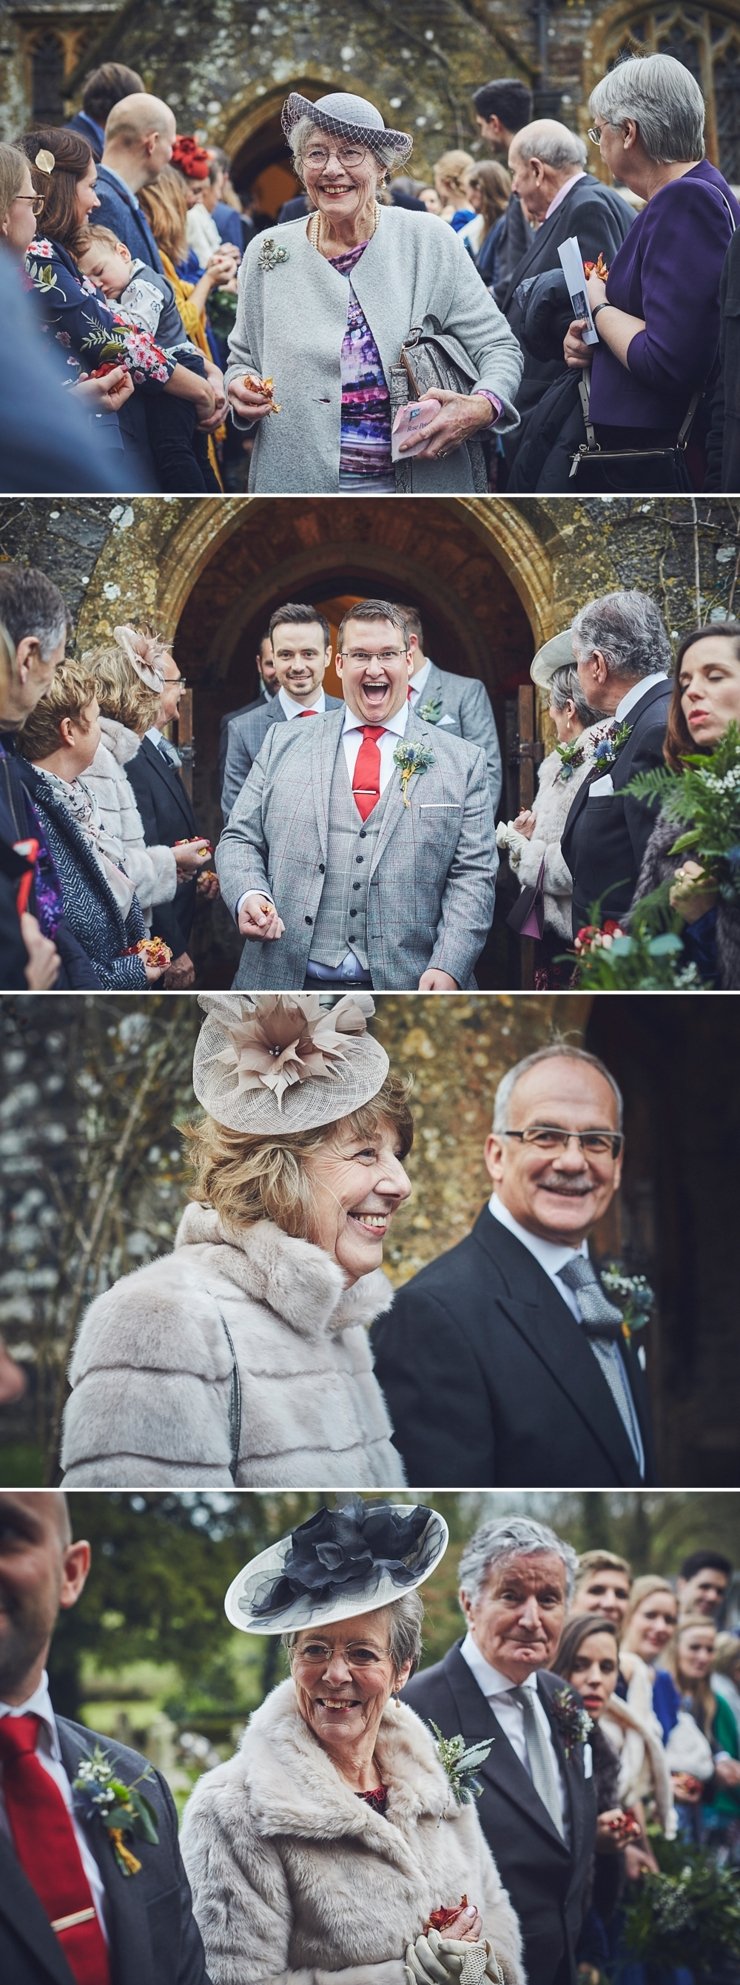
[61,1206,405,1489]
[497,722,606,941]
[181,1678,525,1985]
[83,715,177,928]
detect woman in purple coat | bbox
[564,53,739,489]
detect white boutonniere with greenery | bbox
[429,1721,493,1804]
[393,739,435,806]
[72,1746,159,1876]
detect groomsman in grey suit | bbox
[217,631,276,793]
[221,606,342,817]
[403,605,503,815]
[216,598,496,991]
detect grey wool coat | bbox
[216,706,497,991]
[413,661,502,816]
[181,1678,526,1985]
[224,207,523,492]
[60,1205,406,1488]
[221,692,344,819]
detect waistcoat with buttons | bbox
[309,746,388,968]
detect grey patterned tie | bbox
[559,1254,643,1469]
[509,1685,563,1836]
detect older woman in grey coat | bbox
[225,91,523,494]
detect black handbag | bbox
[389,320,488,492]
[569,376,698,493]
[506,858,547,940]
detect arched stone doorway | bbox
[161,497,545,840]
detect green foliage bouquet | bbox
[622,1834,740,1979]
[627,720,740,904]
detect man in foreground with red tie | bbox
[0,1492,210,1985]
[216,599,496,991]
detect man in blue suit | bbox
[94,93,177,272]
[0,1493,210,1985]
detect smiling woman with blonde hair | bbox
[61,994,414,1487]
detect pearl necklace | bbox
[308,200,381,258]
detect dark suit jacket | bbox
[560,678,673,934]
[403,1648,597,1985]
[500,177,633,421]
[221,693,343,818]
[371,1208,656,1487]
[0,1718,209,1985]
[93,167,164,273]
[125,736,198,955]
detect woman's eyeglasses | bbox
[14,195,46,216]
[304,144,368,169]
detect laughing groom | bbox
[215,598,496,990]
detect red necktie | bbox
[352,726,385,820]
[0,1715,111,1985]
[297,709,316,716]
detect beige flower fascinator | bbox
[193,993,389,1132]
[113,624,166,694]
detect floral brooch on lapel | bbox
[393,739,435,806]
[417,691,444,725]
[73,1746,159,1875]
[429,1721,493,1804]
[552,1689,593,1759]
[591,719,632,772]
[258,236,288,271]
[600,1262,655,1343]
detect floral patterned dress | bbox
[329,241,394,491]
[24,238,175,392]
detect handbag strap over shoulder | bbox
[217,1308,242,1481]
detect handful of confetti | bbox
[243,371,281,412]
[175,839,212,860]
[583,253,609,280]
[122,937,173,969]
[425,1898,469,1934]
[605,1809,642,1843]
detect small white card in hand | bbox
[558,236,599,346]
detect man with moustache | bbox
[0,1492,209,1985]
[404,1515,597,1985]
[571,1551,633,1628]
[373,1044,657,1485]
[220,605,342,818]
[216,597,496,991]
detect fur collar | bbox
[233,1679,455,1852]
[174,1202,394,1339]
[96,715,142,766]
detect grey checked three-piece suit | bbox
[410,662,502,817]
[221,692,344,819]
[215,705,497,990]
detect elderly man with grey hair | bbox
[496,117,632,459]
[372,1040,657,1487]
[403,1513,597,1985]
[559,588,674,934]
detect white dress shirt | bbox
[277,685,327,720]
[0,1672,109,1939]
[408,659,432,702]
[459,1632,569,1838]
[341,697,409,790]
[488,1193,586,1320]
[545,170,586,219]
[589,672,668,796]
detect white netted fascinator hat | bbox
[281,90,413,164]
[192,993,390,1134]
[225,1498,449,1635]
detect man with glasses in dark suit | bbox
[373,1044,656,1486]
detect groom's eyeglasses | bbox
[502,1126,624,1159]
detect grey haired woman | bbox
[225,91,522,494]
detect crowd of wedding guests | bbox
[2,1491,738,1985]
[1,51,739,492]
[2,558,740,990]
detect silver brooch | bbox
[258,237,288,271]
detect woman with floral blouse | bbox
[17,127,222,489]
